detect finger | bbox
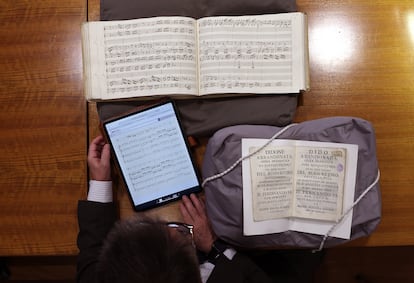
[189,194,205,214]
[181,194,200,220]
[91,135,104,146]
[179,199,194,223]
[88,144,99,161]
[88,136,104,157]
[101,143,111,164]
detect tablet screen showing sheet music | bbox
[103,101,201,211]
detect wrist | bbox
[90,173,111,181]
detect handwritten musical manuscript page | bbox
[197,12,308,95]
[83,16,198,100]
[82,13,308,100]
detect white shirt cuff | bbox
[87,180,113,203]
[223,248,237,260]
[200,262,215,283]
[199,248,237,283]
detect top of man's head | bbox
[97,217,202,283]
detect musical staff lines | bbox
[115,119,193,194]
[102,17,198,96]
[198,16,294,94]
[85,13,306,99]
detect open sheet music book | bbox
[82,12,309,100]
[241,139,358,239]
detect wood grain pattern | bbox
[0,1,87,255]
[0,0,410,262]
[86,0,414,247]
[87,0,100,21]
[295,0,414,246]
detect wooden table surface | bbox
[294,0,414,246]
[0,0,87,256]
[1,0,414,256]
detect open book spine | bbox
[81,13,309,101]
[242,138,358,239]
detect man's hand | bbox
[88,136,111,181]
[180,194,217,253]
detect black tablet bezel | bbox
[102,100,202,211]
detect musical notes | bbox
[102,17,198,97]
[115,118,194,193]
[198,16,294,94]
[198,18,292,31]
[103,18,194,31]
[84,13,307,99]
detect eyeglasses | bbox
[166,222,194,247]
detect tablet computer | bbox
[102,101,201,211]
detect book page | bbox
[293,146,346,221]
[248,146,295,221]
[84,17,198,100]
[242,139,358,239]
[197,13,307,95]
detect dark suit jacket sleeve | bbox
[76,200,117,283]
[207,253,273,283]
